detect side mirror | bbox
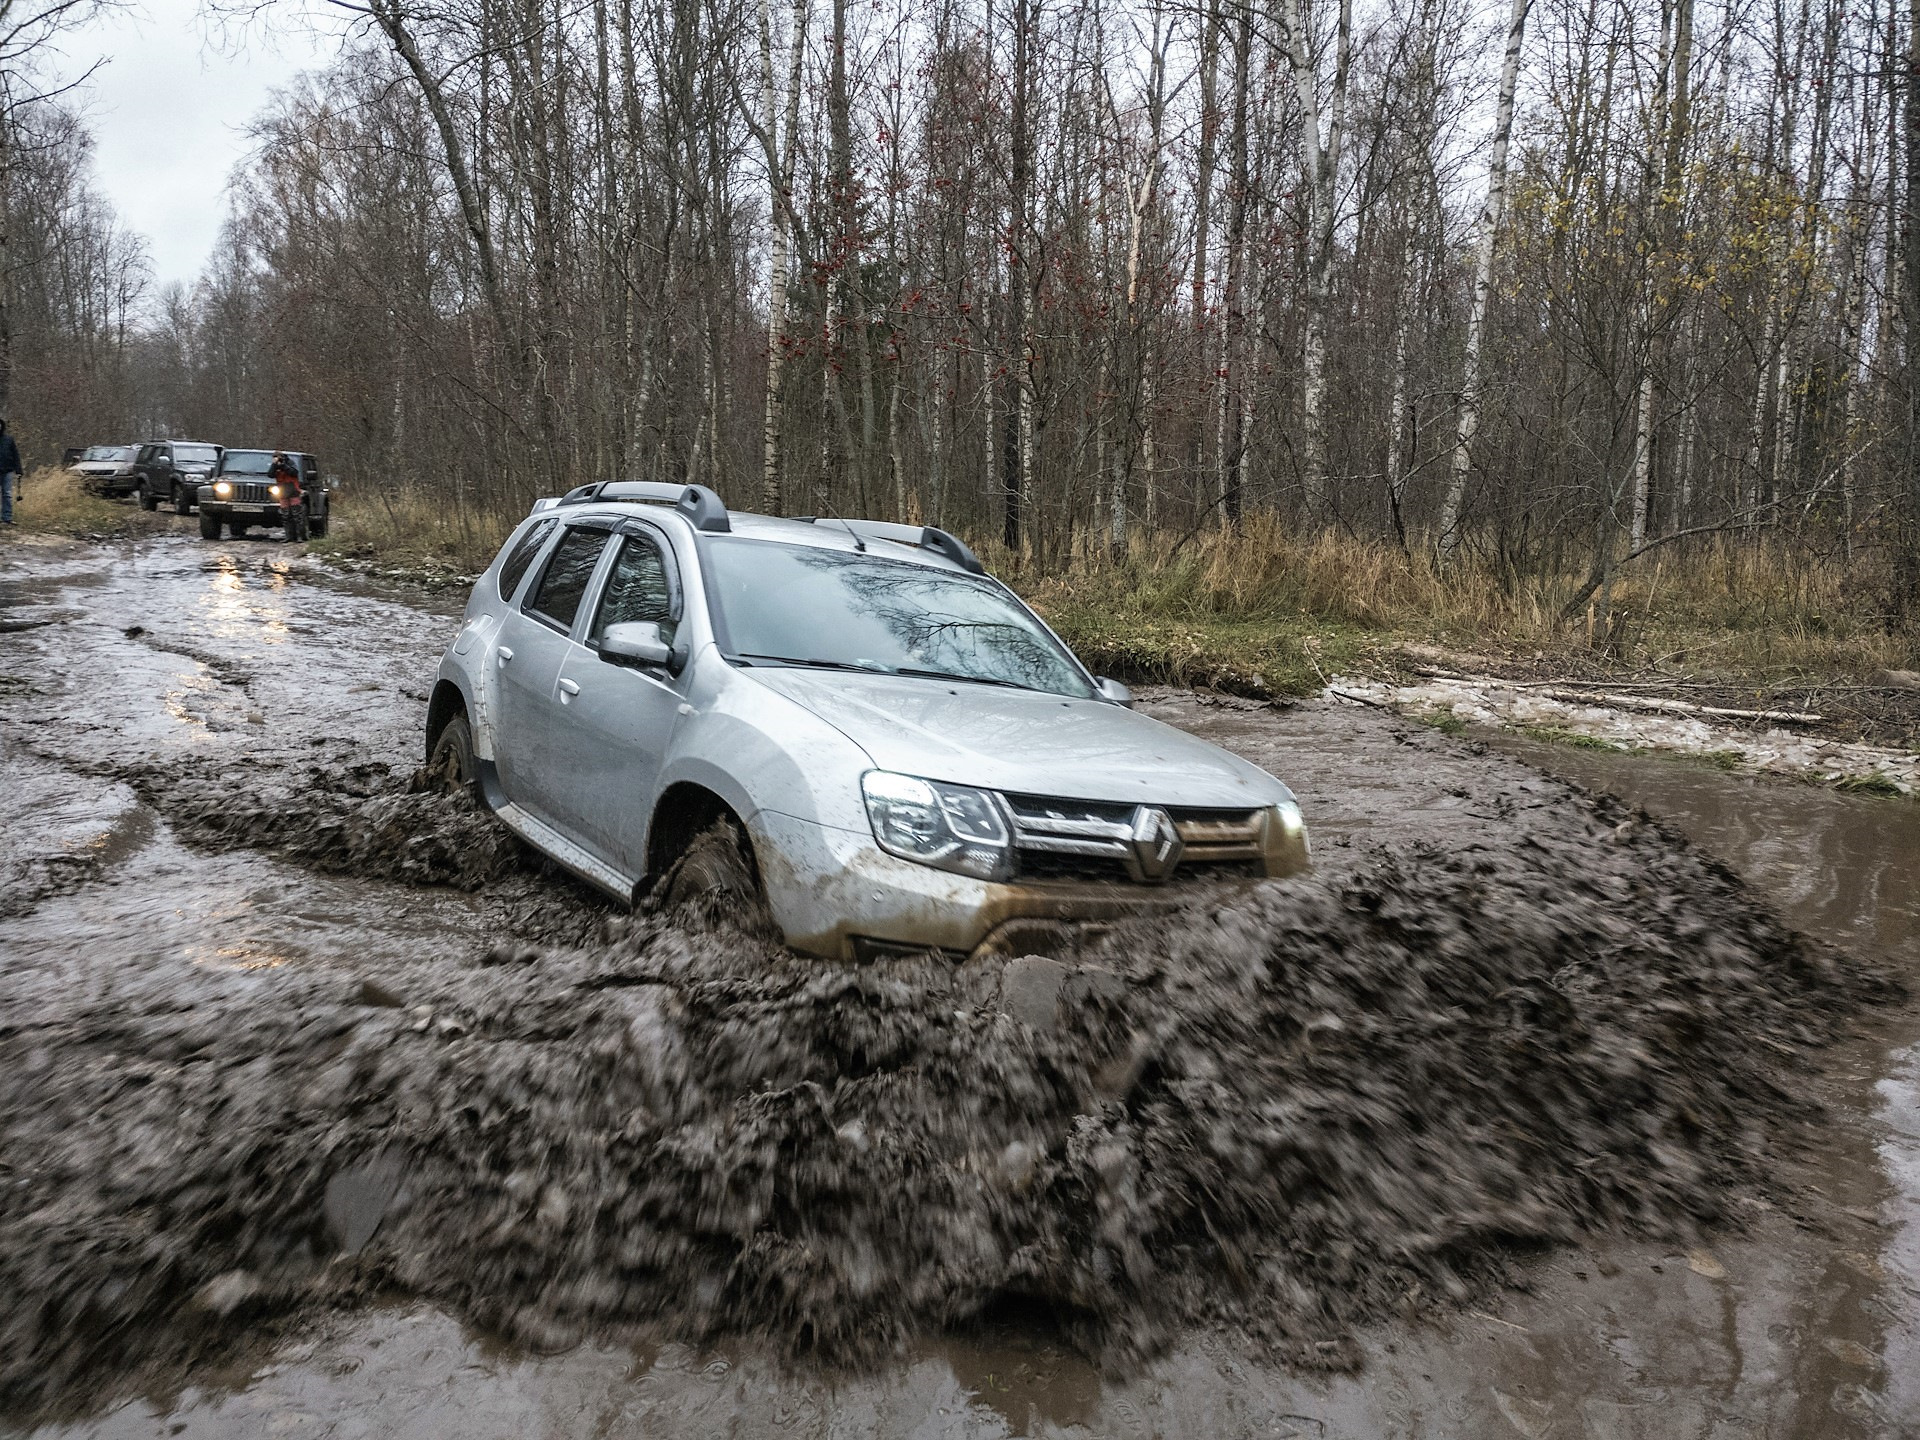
[601,621,673,669]
[1095,676,1134,708]
[324,475,341,492]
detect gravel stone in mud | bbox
[0,766,1895,1417]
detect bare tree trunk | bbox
[1276,0,1352,518]
[1191,0,1220,510]
[758,0,807,513]
[1900,0,1920,619]
[1438,0,1532,562]
[1220,3,1252,527]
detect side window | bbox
[495,519,556,602]
[526,527,611,632]
[589,534,677,647]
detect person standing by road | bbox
[0,420,20,525]
[268,451,305,541]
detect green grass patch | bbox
[1518,725,1627,752]
[1418,708,1468,735]
[1835,772,1908,798]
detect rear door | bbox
[547,525,687,872]
[489,522,615,824]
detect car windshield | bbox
[704,538,1093,698]
[103,446,135,461]
[222,451,273,475]
[176,445,219,464]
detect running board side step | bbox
[477,760,636,905]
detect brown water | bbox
[4,535,1918,1438]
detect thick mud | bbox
[0,536,1907,1428]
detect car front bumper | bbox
[751,809,1301,962]
[199,501,291,521]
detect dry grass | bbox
[302,489,1913,699]
[1012,515,1915,696]
[5,466,166,540]
[306,487,519,577]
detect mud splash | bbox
[0,770,1893,1418]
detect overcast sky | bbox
[44,0,356,293]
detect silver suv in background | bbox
[425,483,1309,960]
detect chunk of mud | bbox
[0,782,1899,1417]
[190,1271,261,1318]
[355,979,406,1008]
[323,1153,408,1256]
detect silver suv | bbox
[425,483,1309,959]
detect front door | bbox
[489,524,613,824]
[549,529,687,874]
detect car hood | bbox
[746,669,1292,808]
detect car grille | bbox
[1001,793,1269,885]
[225,481,276,503]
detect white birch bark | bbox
[1438,0,1532,562]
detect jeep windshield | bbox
[705,539,1095,699]
[221,451,274,475]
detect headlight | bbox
[213,481,232,497]
[1262,799,1310,869]
[861,771,1012,881]
[268,484,282,498]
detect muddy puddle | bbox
[4,536,1920,1437]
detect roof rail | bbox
[804,517,985,574]
[551,480,731,533]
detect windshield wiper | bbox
[734,652,885,673]
[891,666,1035,691]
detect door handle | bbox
[496,646,513,663]
[557,678,580,699]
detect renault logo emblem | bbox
[1125,806,1184,883]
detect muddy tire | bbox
[657,819,774,933]
[308,513,328,538]
[199,511,221,540]
[427,714,479,801]
[173,485,194,516]
[138,485,159,512]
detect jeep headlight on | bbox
[213,481,232,497]
[861,771,1012,881]
[268,484,282,498]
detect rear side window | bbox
[496,519,556,602]
[589,534,677,647]
[527,527,611,631]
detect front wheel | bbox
[308,512,328,538]
[427,714,479,802]
[173,484,194,515]
[657,819,774,935]
[138,485,159,512]
[199,511,221,540]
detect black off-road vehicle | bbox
[133,441,224,514]
[197,450,332,540]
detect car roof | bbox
[532,482,986,577]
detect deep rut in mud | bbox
[0,538,1903,1422]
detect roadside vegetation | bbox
[295,496,1914,707]
[1008,517,1915,700]
[5,467,164,541]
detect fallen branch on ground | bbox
[1401,667,1823,724]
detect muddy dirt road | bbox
[3,533,1919,1438]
